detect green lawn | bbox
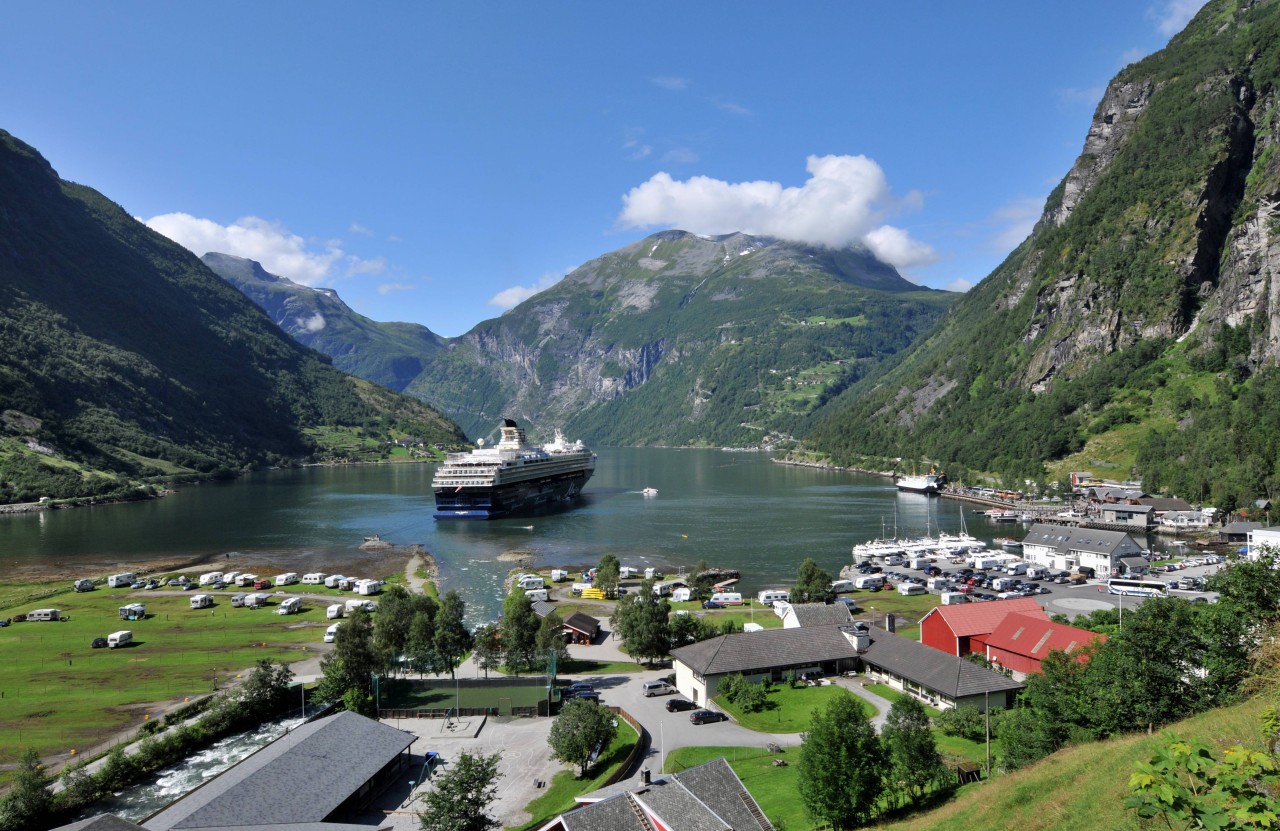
[863,683,942,717]
[0,582,340,772]
[557,657,648,675]
[716,683,873,733]
[665,746,807,831]
[514,719,640,831]
[379,678,548,710]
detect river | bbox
[0,448,1143,621]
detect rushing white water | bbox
[83,715,306,822]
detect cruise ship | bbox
[432,420,596,519]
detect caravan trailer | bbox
[107,630,133,648]
[275,597,302,615]
[118,603,146,620]
[198,572,224,586]
[302,573,328,585]
[189,594,214,610]
[757,590,790,606]
[274,573,299,586]
[106,573,135,589]
[324,575,345,589]
[26,608,61,622]
[708,592,743,606]
[671,587,692,602]
[830,579,855,594]
[326,603,344,620]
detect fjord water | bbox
[1,448,1013,620]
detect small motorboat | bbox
[642,487,658,496]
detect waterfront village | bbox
[3,473,1278,831]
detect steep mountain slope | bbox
[0,130,466,504]
[404,231,954,444]
[805,0,1280,505]
[201,252,447,392]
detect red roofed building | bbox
[919,597,1047,657]
[982,612,1106,680]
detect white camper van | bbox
[830,579,855,594]
[230,593,248,608]
[671,587,692,602]
[323,622,342,643]
[107,630,133,648]
[550,569,569,582]
[244,593,270,609]
[274,573,299,586]
[897,583,927,596]
[517,576,545,590]
[355,579,381,596]
[757,590,790,606]
[26,608,61,622]
[853,575,885,590]
[189,594,214,609]
[324,575,345,589]
[326,603,344,620]
[106,573,135,589]
[525,588,550,602]
[198,572,224,586]
[1004,562,1028,576]
[275,597,302,615]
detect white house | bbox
[1246,526,1280,559]
[1020,523,1144,575]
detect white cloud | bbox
[299,313,326,333]
[346,256,386,276]
[617,154,935,267]
[864,226,938,269]
[946,278,974,293]
[487,271,566,310]
[652,76,689,91]
[1150,0,1205,36]
[660,147,700,165]
[145,213,381,286]
[349,222,374,236]
[377,282,415,295]
[715,100,752,116]
[987,195,1046,252]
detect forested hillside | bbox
[805,0,1280,509]
[0,130,467,504]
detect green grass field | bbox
[665,746,808,831]
[379,678,549,710]
[716,683,874,733]
[0,582,335,771]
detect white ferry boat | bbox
[895,469,943,494]
[432,420,596,519]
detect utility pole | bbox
[984,690,991,778]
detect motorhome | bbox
[971,557,1001,571]
[274,573,299,586]
[525,588,550,602]
[708,592,743,606]
[1004,562,1028,576]
[118,603,146,620]
[326,603,344,619]
[74,579,94,592]
[898,583,927,596]
[671,587,692,602]
[830,579,855,593]
[230,593,247,608]
[189,594,214,610]
[884,555,905,566]
[27,608,61,622]
[235,574,258,587]
[991,577,1017,592]
[550,569,569,582]
[198,572,224,586]
[323,623,342,643]
[106,573,135,589]
[644,567,661,580]
[757,590,790,606]
[355,579,381,596]
[908,557,932,570]
[107,630,133,648]
[853,575,885,590]
[940,592,970,605]
[302,573,328,585]
[345,598,376,614]
[1025,565,1050,580]
[275,597,302,615]
[619,566,640,579]
[926,576,949,591]
[517,576,545,591]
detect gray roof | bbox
[1101,504,1153,514]
[53,816,147,831]
[563,758,769,831]
[532,600,557,618]
[144,711,412,831]
[671,626,858,676]
[1138,497,1194,512]
[1224,521,1263,533]
[784,603,853,627]
[857,629,1024,699]
[1021,523,1143,557]
[672,626,1021,701]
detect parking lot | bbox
[849,549,1225,620]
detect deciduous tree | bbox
[418,750,502,831]
[596,553,621,598]
[0,748,52,831]
[472,623,502,679]
[548,699,618,777]
[881,695,947,802]
[434,590,472,679]
[798,691,885,830]
[535,611,570,670]
[501,591,539,674]
[611,581,670,665]
[794,558,835,604]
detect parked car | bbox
[91,637,108,649]
[572,691,601,703]
[690,709,727,725]
[145,579,161,590]
[666,698,697,712]
[130,580,146,589]
[564,682,594,696]
[701,600,724,609]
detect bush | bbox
[934,705,985,742]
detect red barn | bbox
[919,597,1047,657]
[982,612,1106,679]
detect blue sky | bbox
[4,2,1204,336]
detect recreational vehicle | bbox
[323,623,342,643]
[274,573,299,586]
[757,590,790,606]
[26,608,61,622]
[524,588,549,602]
[118,603,146,620]
[324,575,345,589]
[830,580,855,593]
[326,603,344,619]
[244,593,271,609]
[275,597,302,615]
[355,579,381,596]
[302,573,328,585]
[198,572,224,586]
[853,575,885,590]
[106,573,135,589]
[107,630,133,648]
[189,594,214,610]
[708,592,743,606]
[230,593,247,608]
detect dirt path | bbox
[404,550,440,595]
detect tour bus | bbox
[1106,578,1170,597]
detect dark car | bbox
[91,637,108,649]
[572,691,601,703]
[701,600,724,609]
[564,682,594,696]
[145,579,161,590]
[690,709,726,725]
[666,698,697,712]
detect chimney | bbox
[641,767,651,786]
[886,613,896,633]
